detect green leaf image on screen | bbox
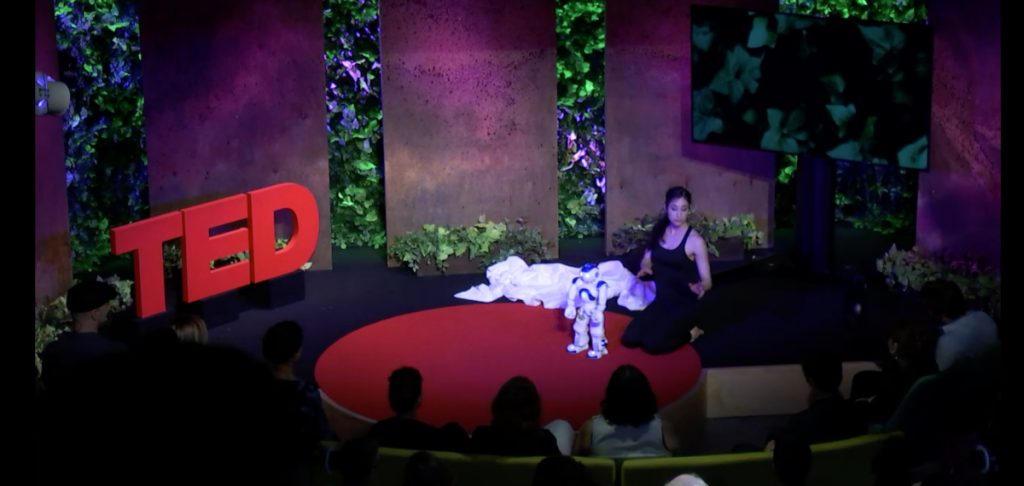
[691,5,932,170]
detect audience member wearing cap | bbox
[39,280,127,392]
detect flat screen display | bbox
[691,5,933,169]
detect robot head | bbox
[580,263,599,282]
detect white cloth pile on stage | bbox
[454,256,656,311]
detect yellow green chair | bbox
[806,432,900,486]
[621,432,899,486]
[376,448,616,486]
[621,450,774,486]
[315,443,616,486]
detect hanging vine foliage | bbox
[54,0,148,274]
[556,0,606,238]
[54,0,615,267]
[323,0,387,249]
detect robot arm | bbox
[564,277,581,319]
[596,281,608,315]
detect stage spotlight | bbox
[35,71,70,116]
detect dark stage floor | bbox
[154,227,912,383]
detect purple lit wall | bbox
[380,0,559,257]
[35,0,72,303]
[916,0,1000,267]
[138,0,332,269]
[605,0,779,252]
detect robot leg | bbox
[566,313,590,354]
[587,318,608,359]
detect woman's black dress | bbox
[621,226,703,355]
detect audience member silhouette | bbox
[139,325,181,348]
[574,364,677,457]
[920,279,999,372]
[172,312,209,344]
[39,280,126,393]
[367,366,469,451]
[403,450,454,486]
[262,320,333,484]
[470,376,572,456]
[531,456,598,486]
[37,343,301,486]
[664,473,709,486]
[851,316,938,423]
[920,279,1002,443]
[139,313,211,348]
[98,305,141,347]
[871,436,916,486]
[767,352,864,448]
[772,433,812,486]
[328,436,378,486]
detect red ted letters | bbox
[111,182,319,318]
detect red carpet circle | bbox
[315,303,702,431]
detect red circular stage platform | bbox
[315,303,702,431]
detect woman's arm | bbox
[689,235,713,297]
[661,416,682,455]
[573,418,593,456]
[637,249,653,278]
[564,278,581,319]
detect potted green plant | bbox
[388,216,552,276]
[610,214,660,257]
[691,212,764,260]
[611,212,764,260]
[876,245,1000,320]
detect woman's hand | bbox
[689,282,705,298]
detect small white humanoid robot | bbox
[565,263,609,359]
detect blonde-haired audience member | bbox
[172,313,208,344]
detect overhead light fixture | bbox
[35,71,70,116]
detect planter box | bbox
[415,254,485,276]
[712,237,746,261]
[166,268,184,307]
[244,271,307,309]
[180,288,245,329]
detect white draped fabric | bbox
[454,256,656,311]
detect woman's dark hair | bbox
[491,376,542,429]
[532,456,598,486]
[800,352,842,394]
[920,279,967,320]
[648,186,693,250]
[330,437,378,482]
[601,364,659,426]
[403,450,453,486]
[261,320,304,365]
[388,366,423,415]
[888,317,939,375]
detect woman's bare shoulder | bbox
[687,229,706,246]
